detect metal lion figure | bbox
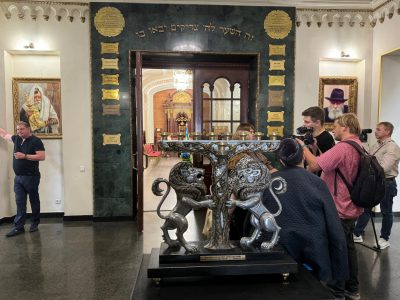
[226,153,287,250]
[152,161,215,253]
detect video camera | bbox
[359,129,372,143]
[293,126,314,145]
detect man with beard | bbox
[20,85,59,134]
[324,88,349,123]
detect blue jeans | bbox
[354,179,397,240]
[13,175,41,229]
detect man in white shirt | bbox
[353,122,400,249]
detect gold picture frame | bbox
[12,78,62,139]
[319,77,357,128]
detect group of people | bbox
[225,108,400,300]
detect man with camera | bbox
[353,122,400,249]
[300,107,335,176]
[298,113,364,300]
[301,106,335,155]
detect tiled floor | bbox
[1,215,400,299]
[1,157,400,299]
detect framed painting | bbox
[12,78,62,139]
[319,77,358,128]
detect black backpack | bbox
[335,140,386,208]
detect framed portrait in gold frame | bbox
[12,78,62,139]
[319,77,357,128]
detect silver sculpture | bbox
[226,154,287,250]
[152,161,215,253]
[158,140,280,250]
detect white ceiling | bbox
[25,0,386,10]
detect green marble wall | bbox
[90,3,295,217]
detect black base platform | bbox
[148,242,298,279]
[133,254,335,300]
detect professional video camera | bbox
[359,128,372,143]
[294,126,314,145]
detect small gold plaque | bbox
[269,75,285,86]
[102,89,119,100]
[269,44,286,56]
[101,42,119,54]
[267,126,284,137]
[102,74,119,85]
[102,133,121,146]
[267,111,284,122]
[102,104,121,115]
[101,58,119,70]
[94,7,125,37]
[269,60,285,71]
[264,10,292,39]
[268,89,285,107]
[200,255,246,262]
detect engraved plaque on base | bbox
[102,88,120,100]
[269,44,286,56]
[102,133,121,146]
[268,89,285,107]
[269,60,285,71]
[94,7,125,37]
[268,75,285,86]
[101,58,119,70]
[267,111,284,122]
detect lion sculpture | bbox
[152,161,214,253]
[226,153,287,250]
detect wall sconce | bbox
[24,42,34,49]
[341,51,350,58]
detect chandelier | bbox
[173,69,192,91]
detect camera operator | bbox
[302,106,335,155]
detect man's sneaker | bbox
[344,290,360,300]
[353,234,363,243]
[378,238,390,249]
[6,227,25,238]
[29,225,39,233]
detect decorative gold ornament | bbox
[269,60,285,71]
[102,89,119,100]
[101,42,119,54]
[269,44,286,56]
[268,75,285,86]
[103,133,121,146]
[267,111,284,122]
[94,7,125,37]
[264,10,292,39]
[102,74,119,85]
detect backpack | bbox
[335,140,386,208]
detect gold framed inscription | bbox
[267,111,284,122]
[101,42,119,54]
[264,10,292,39]
[269,44,286,56]
[269,60,285,71]
[101,58,119,70]
[94,7,125,37]
[102,74,119,85]
[267,126,284,137]
[102,104,121,116]
[102,89,120,100]
[102,133,121,146]
[268,89,285,107]
[268,75,285,86]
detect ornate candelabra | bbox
[158,139,280,250]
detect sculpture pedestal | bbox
[147,242,297,279]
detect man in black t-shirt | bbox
[0,121,45,237]
[302,106,335,156]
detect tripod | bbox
[357,211,381,252]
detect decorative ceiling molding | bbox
[0,1,89,23]
[296,0,400,27]
[0,0,399,26]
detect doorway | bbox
[131,51,259,234]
